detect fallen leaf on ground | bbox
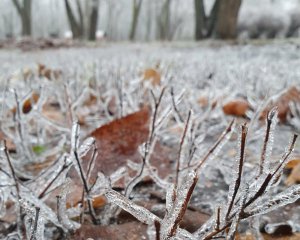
[260,86,300,123]
[73,222,148,240]
[236,233,300,240]
[38,63,62,80]
[143,68,161,86]
[11,91,39,115]
[223,99,251,117]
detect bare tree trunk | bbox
[205,0,220,38]
[158,0,171,40]
[214,0,242,39]
[65,0,82,38]
[65,0,99,40]
[129,0,142,40]
[194,0,205,40]
[12,0,32,36]
[88,0,99,40]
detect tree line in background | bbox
[8,0,243,41]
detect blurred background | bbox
[0,0,300,42]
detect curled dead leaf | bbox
[260,86,300,123]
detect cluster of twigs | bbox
[1,85,300,240]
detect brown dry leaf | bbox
[284,156,300,185]
[143,68,161,86]
[198,96,209,108]
[73,222,148,240]
[65,190,106,210]
[38,63,62,80]
[285,163,300,186]
[223,99,251,117]
[260,86,300,123]
[68,106,151,193]
[11,91,40,115]
[236,233,300,240]
[285,159,300,169]
[84,106,151,177]
[68,106,175,208]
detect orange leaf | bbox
[260,86,300,123]
[143,68,161,86]
[11,91,40,115]
[223,99,250,117]
[68,107,151,187]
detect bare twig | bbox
[155,220,161,240]
[74,150,98,224]
[125,88,166,197]
[259,108,277,176]
[30,207,40,240]
[194,119,235,171]
[4,140,20,198]
[226,123,248,219]
[38,157,70,199]
[170,87,184,123]
[175,110,192,187]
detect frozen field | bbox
[0,42,300,239]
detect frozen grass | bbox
[0,42,300,239]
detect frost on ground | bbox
[0,43,300,239]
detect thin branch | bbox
[175,110,192,187]
[4,140,20,198]
[30,207,40,240]
[194,119,235,171]
[155,220,161,240]
[170,87,184,123]
[38,158,70,199]
[125,88,166,197]
[226,123,248,219]
[259,108,277,175]
[74,150,98,224]
[215,207,221,231]
[166,171,198,238]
